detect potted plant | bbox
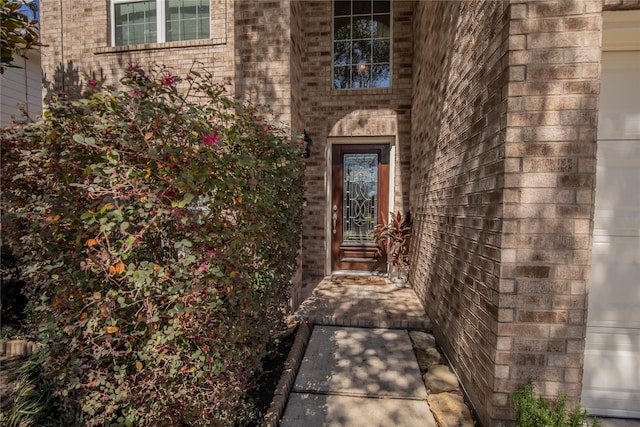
[373,211,412,286]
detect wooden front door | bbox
[331,144,389,271]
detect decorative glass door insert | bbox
[343,153,378,242]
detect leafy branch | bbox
[0,0,41,73]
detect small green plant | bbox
[0,325,26,340]
[0,349,78,426]
[511,380,599,427]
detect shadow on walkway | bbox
[294,275,432,330]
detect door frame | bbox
[325,136,396,275]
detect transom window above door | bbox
[333,0,391,89]
[111,0,210,46]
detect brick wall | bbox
[40,0,235,102]
[410,1,603,425]
[410,2,509,425]
[299,0,413,277]
[498,1,602,422]
[234,0,293,125]
[40,0,297,134]
[37,1,625,423]
[290,1,304,138]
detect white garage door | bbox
[582,11,640,418]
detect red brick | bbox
[513,265,551,278]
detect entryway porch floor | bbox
[293,275,432,330]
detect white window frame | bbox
[110,0,211,47]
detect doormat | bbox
[331,276,388,287]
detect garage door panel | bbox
[598,115,640,141]
[594,176,640,210]
[583,329,640,418]
[595,140,640,211]
[584,328,640,387]
[594,140,640,237]
[590,266,640,292]
[582,390,640,419]
[584,12,640,418]
[590,236,640,328]
[592,236,640,259]
[594,212,640,237]
[588,252,640,327]
[597,140,640,167]
[597,51,640,141]
[586,303,640,329]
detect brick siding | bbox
[499,3,602,422]
[410,1,605,425]
[39,0,295,123]
[410,2,509,424]
[234,0,293,125]
[290,0,305,137]
[298,1,413,276]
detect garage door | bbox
[582,11,640,418]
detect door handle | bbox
[332,205,338,234]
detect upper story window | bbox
[111,0,210,46]
[333,0,391,89]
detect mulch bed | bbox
[248,325,298,426]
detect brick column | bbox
[496,0,602,421]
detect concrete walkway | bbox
[281,275,640,427]
[280,326,435,426]
[278,276,471,427]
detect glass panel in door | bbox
[343,153,378,242]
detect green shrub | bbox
[1,64,305,426]
[511,380,599,427]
